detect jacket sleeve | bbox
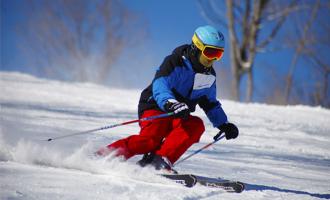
[198,83,227,127]
[152,56,178,111]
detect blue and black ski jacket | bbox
[138,45,227,128]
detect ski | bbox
[161,174,245,193]
[194,175,245,193]
[161,174,197,188]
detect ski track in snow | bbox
[0,72,330,200]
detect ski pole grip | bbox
[213,131,224,141]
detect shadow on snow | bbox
[245,183,330,199]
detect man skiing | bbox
[97,25,239,171]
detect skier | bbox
[96,25,239,171]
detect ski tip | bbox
[236,182,245,193]
[226,181,244,193]
[161,174,197,188]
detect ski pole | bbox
[174,132,225,166]
[46,112,174,142]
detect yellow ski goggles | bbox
[192,33,224,60]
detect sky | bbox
[1,0,212,87]
[113,0,226,88]
[0,0,326,104]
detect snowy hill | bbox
[0,71,329,200]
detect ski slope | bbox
[1,72,329,200]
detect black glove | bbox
[164,99,190,119]
[215,122,239,140]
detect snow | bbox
[1,71,329,200]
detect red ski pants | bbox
[103,109,205,164]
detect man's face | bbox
[199,52,216,67]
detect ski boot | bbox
[136,153,155,167]
[150,154,178,174]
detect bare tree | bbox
[284,0,320,103]
[305,2,330,107]
[17,0,146,84]
[309,55,330,107]
[283,0,330,107]
[199,0,296,102]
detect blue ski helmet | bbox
[192,25,225,67]
[192,25,225,51]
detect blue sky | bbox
[1,0,324,104]
[1,0,212,84]
[126,0,207,55]
[113,0,227,88]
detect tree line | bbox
[199,0,329,108]
[15,0,329,108]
